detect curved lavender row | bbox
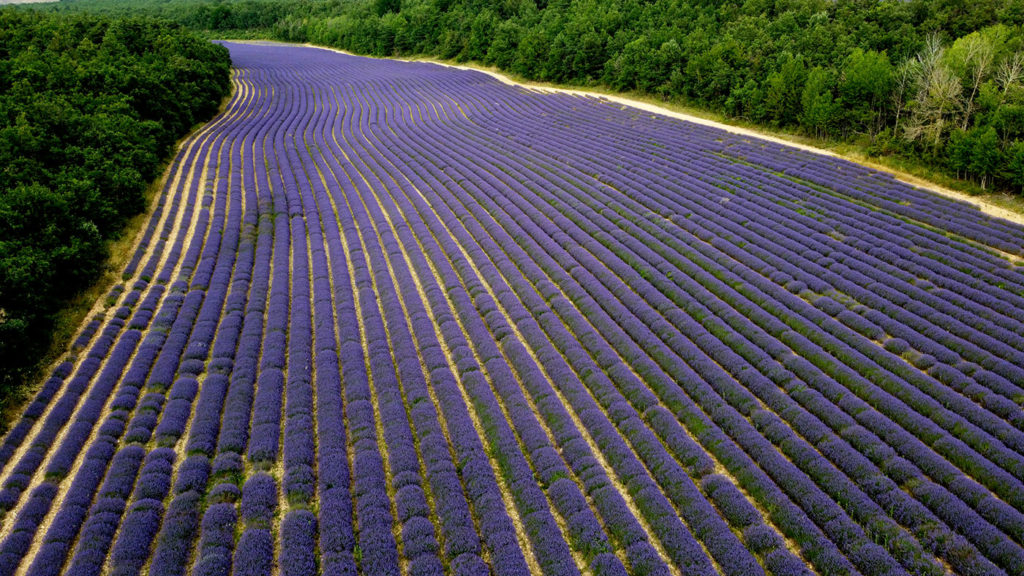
[211,72,293,576]
[372,77,917,573]
[352,75,610,569]
[348,76,765,573]
[325,71,579,575]
[432,77,1015,569]
[0,72,256,576]
[309,92,537,574]
[252,62,404,576]
[157,69,284,576]
[346,52,1015,569]
[345,115,643,576]
[22,78,256,576]
[305,83,494,574]
[157,74,271,576]
[274,71,323,576]
[462,80,1024,481]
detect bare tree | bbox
[902,34,964,150]
[905,59,963,149]
[892,34,942,139]
[916,33,945,79]
[891,59,916,134]
[955,34,995,130]
[997,51,1024,99]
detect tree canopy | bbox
[0,8,231,400]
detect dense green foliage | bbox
[51,0,1024,194]
[0,9,231,398]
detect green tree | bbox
[801,66,835,138]
[1005,139,1024,192]
[904,36,963,151]
[839,48,894,138]
[607,36,658,92]
[486,19,521,69]
[375,0,401,17]
[969,125,1002,188]
[947,128,973,178]
[764,52,807,126]
[945,29,997,129]
[993,103,1024,143]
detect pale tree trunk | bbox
[892,60,915,135]
[959,35,994,131]
[997,52,1023,100]
[902,36,964,151]
[904,61,962,150]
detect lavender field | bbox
[3,41,1024,576]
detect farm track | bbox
[2,42,1024,576]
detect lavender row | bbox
[450,81,1024,569]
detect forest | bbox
[47,0,1024,195]
[0,9,231,407]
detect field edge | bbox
[0,87,237,436]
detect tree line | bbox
[51,0,1024,194]
[0,9,231,402]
